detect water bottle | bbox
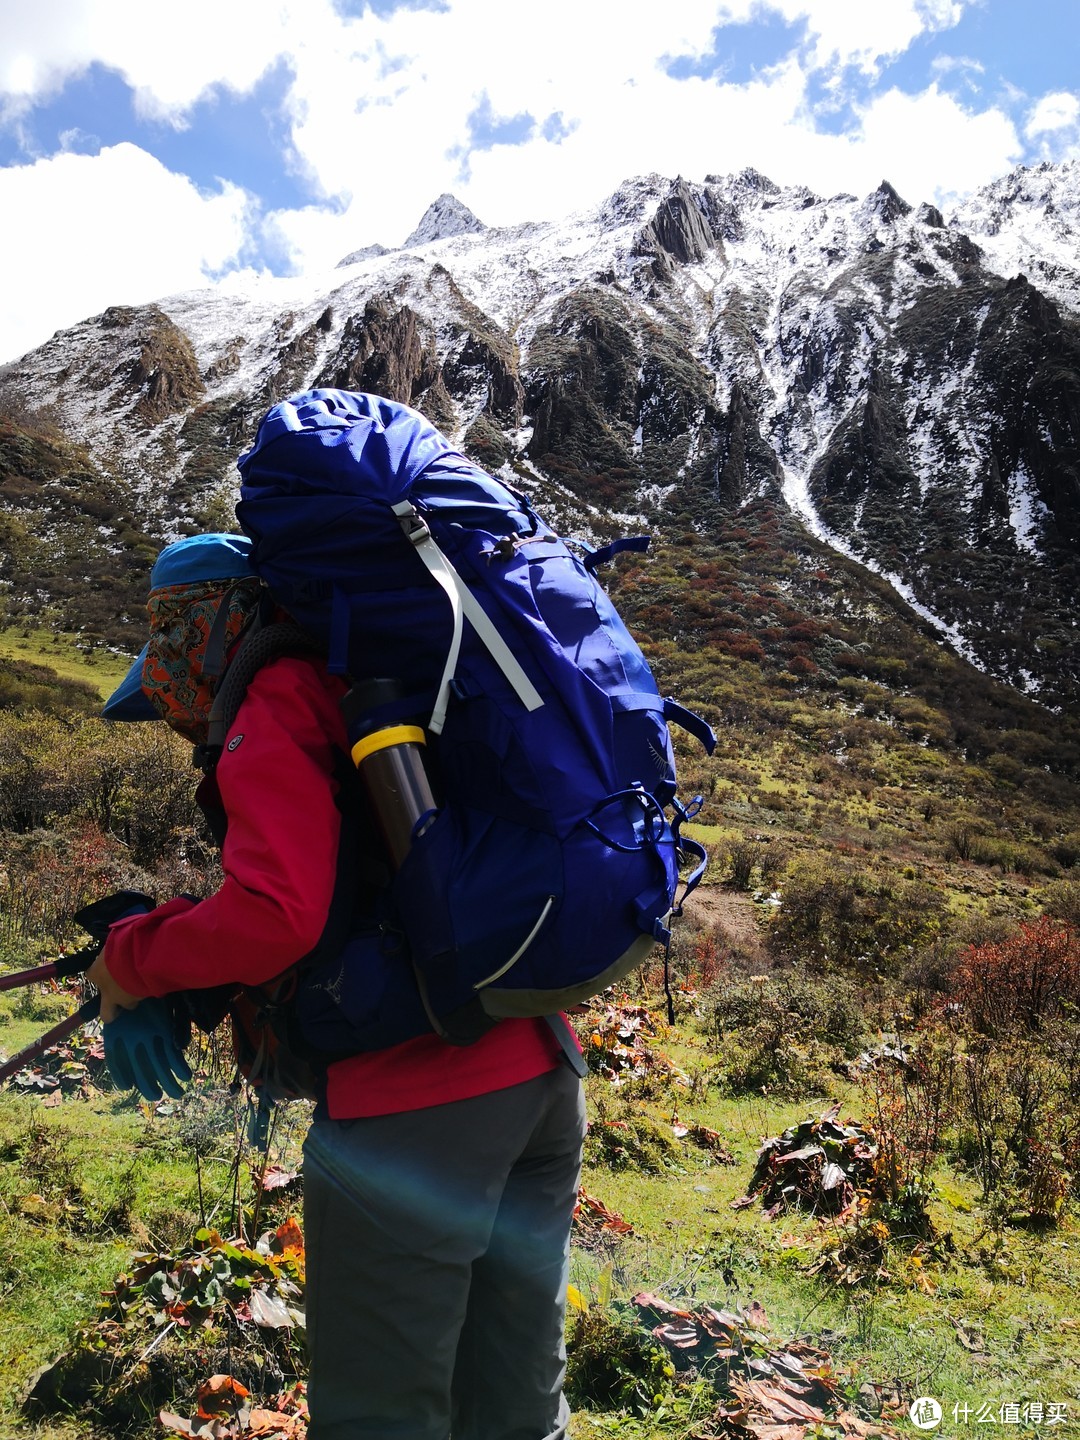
[342,679,438,870]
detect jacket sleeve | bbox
[103,657,348,998]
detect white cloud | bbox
[0,0,1056,360]
[0,0,295,114]
[851,83,1021,204]
[804,0,960,74]
[457,58,811,225]
[0,143,255,362]
[58,124,98,151]
[1023,90,1080,165]
[930,53,984,77]
[1026,91,1080,138]
[714,0,968,76]
[672,0,966,75]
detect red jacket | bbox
[103,656,560,1117]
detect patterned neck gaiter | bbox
[142,578,264,744]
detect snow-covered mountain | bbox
[1,159,1078,704]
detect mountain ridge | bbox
[1,159,1078,707]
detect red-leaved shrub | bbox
[949,917,1080,1037]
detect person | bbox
[88,531,587,1440]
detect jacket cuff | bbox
[100,896,198,997]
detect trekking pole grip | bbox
[0,938,103,994]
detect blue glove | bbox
[104,998,192,1101]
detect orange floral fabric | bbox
[142,578,263,743]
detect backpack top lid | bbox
[101,533,255,722]
[237,389,458,501]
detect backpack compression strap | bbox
[392,501,544,735]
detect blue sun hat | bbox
[101,534,255,721]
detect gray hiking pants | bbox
[302,1062,586,1439]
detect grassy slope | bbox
[0,627,134,702]
[0,532,1078,1435]
[2,984,1076,1438]
[567,1011,1080,1437]
[0,411,162,653]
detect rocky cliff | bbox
[1,160,1077,705]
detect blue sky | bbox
[1,0,1078,364]
[1,59,310,211]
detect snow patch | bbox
[781,460,982,669]
[1007,463,1049,557]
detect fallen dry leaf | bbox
[273,1217,305,1257]
[732,1378,828,1425]
[197,1374,250,1420]
[247,1408,302,1436]
[574,1188,634,1238]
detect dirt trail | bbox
[682,884,769,967]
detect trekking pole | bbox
[0,940,105,994]
[0,996,100,1085]
[0,936,107,1083]
[0,889,153,1086]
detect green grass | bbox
[567,1013,1080,1437]
[0,963,310,1436]
[0,626,135,701]
[1,931,1078,1436]
[0,1088,203,1424]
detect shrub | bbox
[665,926,726,990]
[948,917,1080,1037]
[758,841,790,888]
[954,1035,1080,1220]
[1041,878,1080,929]
[724,835,790,892]
[858,1031,962,1201]
[768,855,946,976]
[726,836,764,889]
[1048,833,1080,870]
[0,821,152,948]
[583,1109,683,1174]
[708,970,866,1096]
[0,656,101,715]
[565,1305,677,1417]
[0,709,204,863]
[940,921,1080,1218]
[943,822,991,863]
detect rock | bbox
[402,193,485,248]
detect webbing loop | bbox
[663,698,717,754]
[581,535,651,573]
[669,793,708,911]
[582,787,667,853]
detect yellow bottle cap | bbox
[350,724,427,768]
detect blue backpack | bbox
[233,389,713,1056]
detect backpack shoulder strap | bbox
[195,621,326,772]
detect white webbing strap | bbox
[393,501,544,734]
